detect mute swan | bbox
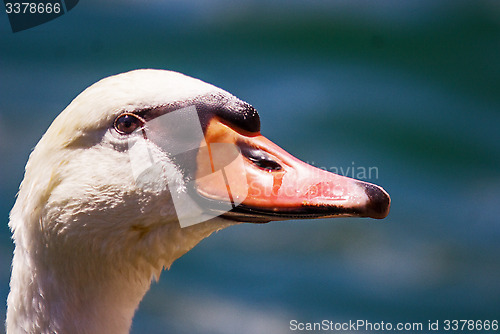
[7,69,390,333]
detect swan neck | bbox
[6,237,151,334]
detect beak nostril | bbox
[239,142,283,171]
[362,182,391,219]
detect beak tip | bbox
[363,182,391,219]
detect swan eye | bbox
[114,113,144,135]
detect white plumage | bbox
[7,70,237,333]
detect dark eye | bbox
[240,144,282,171]
[114,113,144,135]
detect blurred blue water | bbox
[1,1,499,333]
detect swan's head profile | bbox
[7,69,390,333]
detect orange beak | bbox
[195,117,390,223]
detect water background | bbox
[1,1,499,333]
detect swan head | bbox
[7,69,390,333]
